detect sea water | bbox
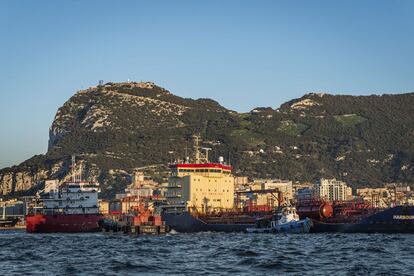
[0,230,413,275]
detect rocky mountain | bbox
[1,82,414,198]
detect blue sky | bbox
[1,0,414,168]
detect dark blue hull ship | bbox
[311,205,414,233]
[162,212,255,233]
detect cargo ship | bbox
[26,157,103,233]
[161,135,276,232]
[297,199,414,233]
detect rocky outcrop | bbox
[0,169,49,196]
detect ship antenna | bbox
[202,148,212,163]
[71,155,76,182]
[79,162,83,182]
[193,134,200,164]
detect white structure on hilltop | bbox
[315,178,352,201]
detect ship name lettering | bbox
[393,215,414,220]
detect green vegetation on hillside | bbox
[277,120,308,136]
[334,114,367,126]
[2,83,414,197]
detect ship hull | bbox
[311,205,414,233]
[246,218,313,234]
[162,212,254,233]
[0,218,19,227]
[26,214,103,233]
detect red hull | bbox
[26,214,103,233]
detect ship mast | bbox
[72,155,76,182]
[1,200,5,220]
[192,134,210,164]
[193,135,201,164]
[71,154,83,182]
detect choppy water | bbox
[0,230,413,275]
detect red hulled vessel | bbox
[26,156,103,233]
[26,214,102,233]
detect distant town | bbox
[3,171,412,224]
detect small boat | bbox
[246,206,313,234]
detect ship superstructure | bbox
[165,135,234,213]
[40,180,100,215]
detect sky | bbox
[1,0,414,168]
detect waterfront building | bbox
[260,179,293,201]
[295,187,319,202]
[315,178,352,201]
[98,199,110,215]
[356,187,391,208]
[234,176,248,185]
[115,172,158,200]
[125,172,156,198]
[121,196,142,213]
[248,179,293,205]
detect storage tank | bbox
[297,203,333,219]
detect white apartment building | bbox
[315,178,352,201]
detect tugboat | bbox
[246,206,313,234]
[26,156,103,233]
